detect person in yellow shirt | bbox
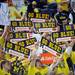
[19,4,27,16]
[0,26,8,48]
[70,43,75,75]
[49,41,74,75]
[55,52,69,75]
[9,6,21,20]
[63,39,75,75]
[48,52,69,75]
[0,31,6,61]
[0,26,10,61]
[28,54,48,75]
[55,40,75,75]
[8,0,21,20]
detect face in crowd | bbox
[1,60,12,72]
[35,59,43,69]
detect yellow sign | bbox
[34,22,56,29]
[41,37,62,53]
[52,30,75,39]
[18,38,37,47]
[5,42,30,58]
[9,32,29,39]
[28,13,49,19]
[11,21,33,27]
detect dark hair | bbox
[35,59,43,67]
[36,59,41,62]
[0,0,7,2]
[0,60,9,69]
[0,25,4,29]
[72,43,75,51]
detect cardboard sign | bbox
[40,53,56,64]
[11,21,33,32]
[52,30,75,41]
[34,22,56,29]
[5,42,30,58]
[18,38,37,47]
[9,32,30,39]
[41,37,62,53]
[11,21,32,27]
[27,13,49,19]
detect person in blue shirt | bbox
[0,2,10,26]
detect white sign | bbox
[10,39,26,44]
[39,28,58,32]
[31,18,45,22]
[56,37,71,42]
[43,45,57,56]
[14,27,30,32]
[9,49,25,59]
